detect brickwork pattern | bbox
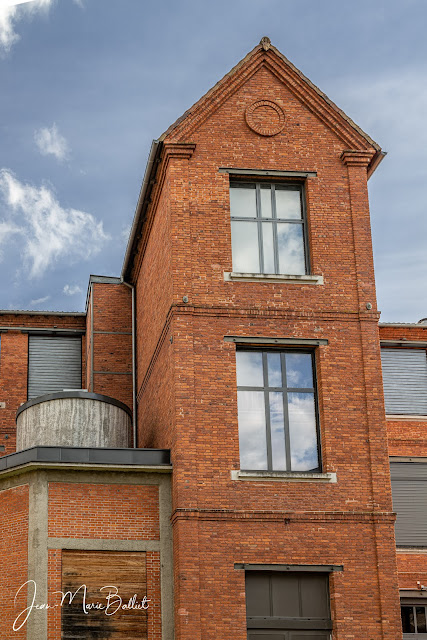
[48,483,160,540]
[0,484,29,639]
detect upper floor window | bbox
[381,348,427,415]
[236,349,320,472]
[229,182,308,275]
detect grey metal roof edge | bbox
[89,275,122,284]
[379,322,427,328]
[121,140,163,281]
[0,446,171,472]
[16,391,132,420]
[0,309,86,317]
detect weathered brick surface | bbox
[133,45,403,639]
[48,482,159,540]
[0,484,28,639]
[86,282,133,410]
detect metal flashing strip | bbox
[89,275,122,284]
[0,310,85,317]
[219,168,317,178]
[0,446,171,471]
[381,340,427,348]
[0,327,84,334]
[234,564,343,572]
[16,391,132,419]
[224,336,328,346]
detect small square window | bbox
[236,349,320,472]
[229,182,309,275]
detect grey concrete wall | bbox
[16,398,131,450]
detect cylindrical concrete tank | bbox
[16,391,132,451]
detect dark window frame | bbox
[229,180,311,275]
[245,570,332,635]
[236,347,322,473]
[401,602,427,637]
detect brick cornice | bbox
[171,508,396,525]
[341,149,375,167]
[162,142,196,161]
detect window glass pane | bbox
[260,186,272,218]
[238,391,268,469]
[267,353,282,387]
[275,187,302,220]
[286,353,313,388]
[277,223,305,275]
[288,392,318,471]
[236,351,264,387]
[270,392,287,470]
[231,221,260,273]
[417,607,427,633]
[230,184,257,218]
[261,222,275,273]
[401,606,415,633]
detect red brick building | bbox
[0,37,426,640]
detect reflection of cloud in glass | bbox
[277,224,305,274]
[285,353,313,388]
[267,352,281,387]
[231,220,259,272]
[275,189,301,220]
[270,391,286,470]
[230,185,256,218]
[238,391,267,469]
[236,351,263,387]
[288,393,318,471]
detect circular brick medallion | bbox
[245,100,285,136]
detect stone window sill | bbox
[231,470,337,483]
[386,415,427,421]
[224,272,324,285]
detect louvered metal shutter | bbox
[381,348,427,415]
[28,335,82,399]
[391,462,427,546]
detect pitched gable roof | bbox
[160,37,382,155]
[122,38,384,281]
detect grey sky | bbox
[0,0,425,321]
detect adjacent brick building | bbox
[0,37,426,640]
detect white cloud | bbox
[0,0,54,54]
[334,68,427,159]
[29,294,50,306]
[0,169,110,278]
[63,284,82,296]
[34,123,69,161]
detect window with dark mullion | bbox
[236,350,320,472]
[402,604,427,636]
[230,182,308,275]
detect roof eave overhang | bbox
[121,139,163,282]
